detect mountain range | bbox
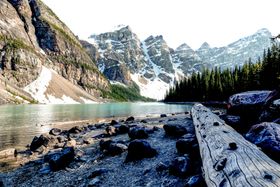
[83,26,272,100]
[0,0,274,103]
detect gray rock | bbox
[106,126,117,136]
[163,124,188,137]
[125,140,157,162]
[49,128,62,136]
[169,156,190,178]
[128,127,149,139]
[30,134,55,151]
[49,147,75,171]
[246,122,280,162]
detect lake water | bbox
[0,102,192,150]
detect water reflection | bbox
[0,103,192,150]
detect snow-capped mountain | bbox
[196,28,272,69]
[83,27,273,100]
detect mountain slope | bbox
[0,0,110,104]
[84,26,273,100]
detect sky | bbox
[42,0,280,49]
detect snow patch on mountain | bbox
[131,73,170,100]
[24,66,52,103]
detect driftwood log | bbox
[191,103,280,187]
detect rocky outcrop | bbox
[0,0,110,104]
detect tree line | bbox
[164,44,280,102]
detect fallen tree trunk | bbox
[191,103,280,187]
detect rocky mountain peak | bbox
[198,42,211,51]
[175,43,192,51]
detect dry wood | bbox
[191,103,280,187]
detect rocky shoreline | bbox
[0,112,207,187]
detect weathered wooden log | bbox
[191,103,280,187]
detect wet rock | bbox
[160,114,167,118]
[30,134,54,151]
[107,143,128,156]
[100,140,127,156]
[128,127,149,140]
[117,125,130,134]
[88,168,108,178]
[186,175,206,187]
[176,138,197,154]
[125,140,157,162]
[169,156,190,177]
[110,120,119,125]
[49,147,75,171]
[246,122,280,162]
[49,128,62,136]
[99,140,113,151]
[0,180,4,187]
[106,126,117,136]
[88,177,101,187]
[163,124,188,137]
[68,126,83,134]
[126,116,135,122]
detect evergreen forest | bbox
[164,44,280,102]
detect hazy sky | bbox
[42,0,280,49]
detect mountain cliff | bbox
[0,0,110,104]
[84,26,272,100]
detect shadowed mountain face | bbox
[0,0,110,104]
[83,26,272,100]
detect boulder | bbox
[169,156,190,177]
[125,140,157,162]
[30,134,54,151]
[110,120,119,125]
[176,137,198,155]
[68,126,83,134]
[49,128,62,136]
[245,122,280,162]
[48,147,75,171]
[227,91,275,123]
[106,126,117,136]
[128,127,149,139]
[126,116,135,122]
[160,114,167,118]
[100,140,127,156]
[163,124,188,137]
[117,125,130,134]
